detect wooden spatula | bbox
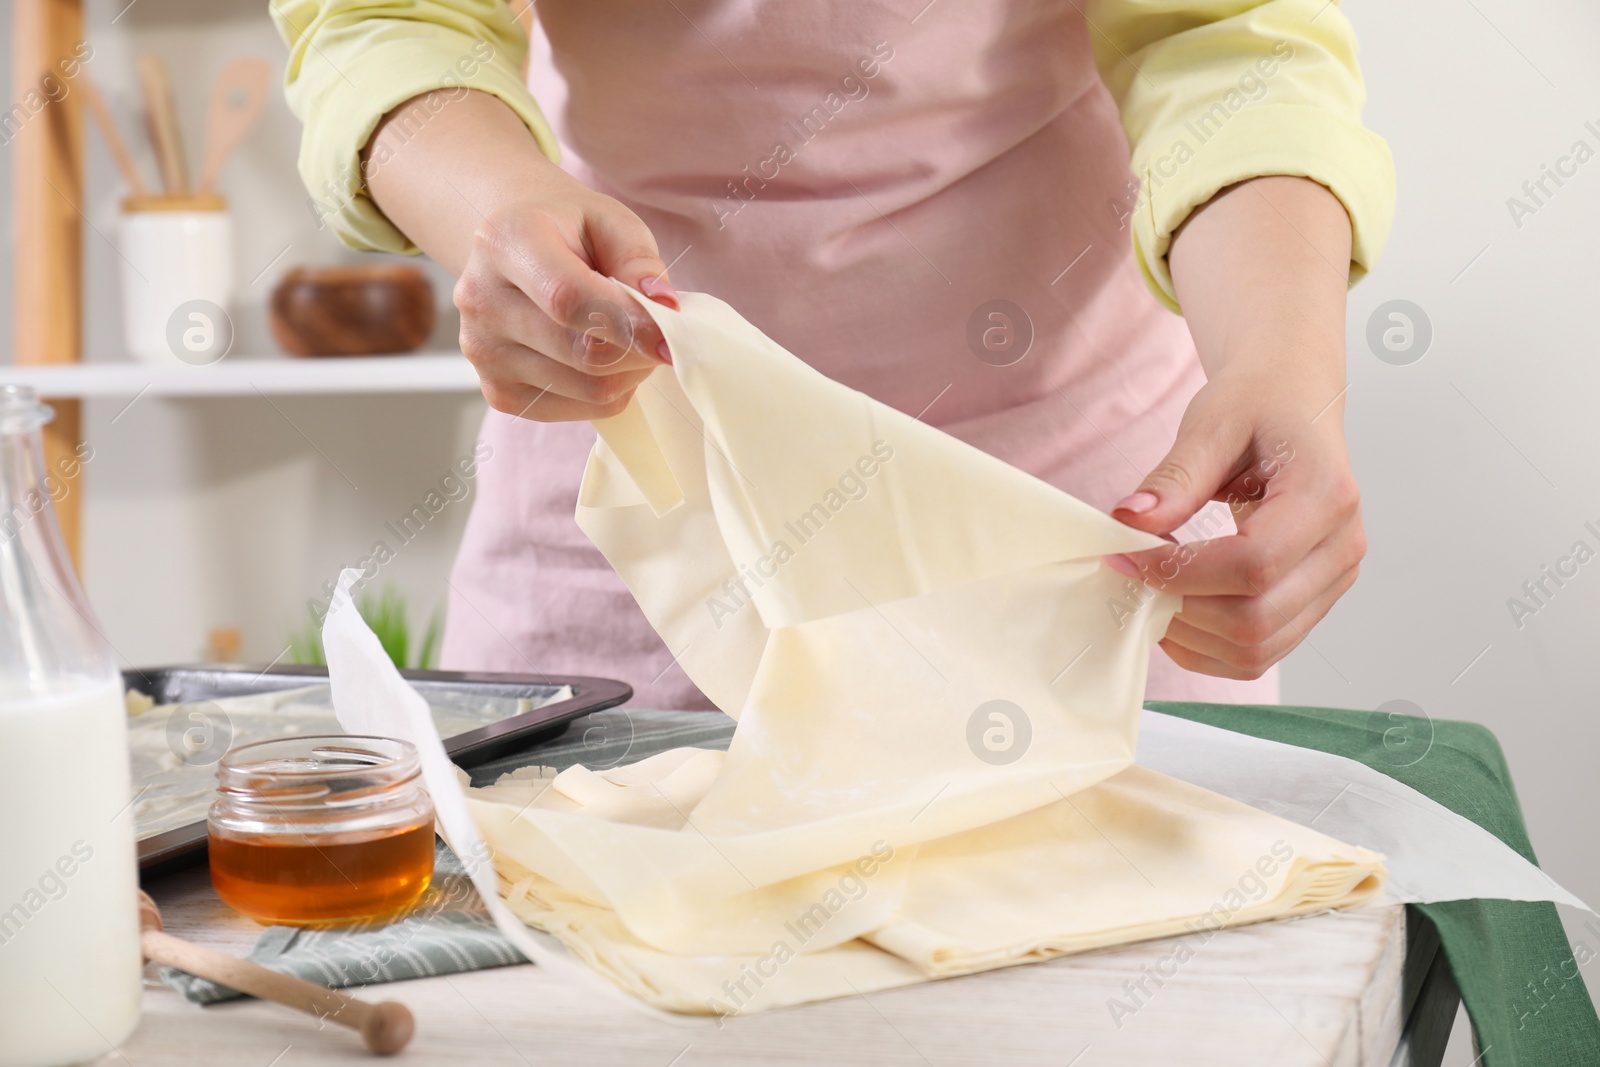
[136,54,189,194]
[77,75,148,196]
[196,57,272,195]
[137,890,415,1055]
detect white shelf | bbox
[0,353,482,398]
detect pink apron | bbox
[438,1,1280,708]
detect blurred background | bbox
[3,0,1598,1058]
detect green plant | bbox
[286,585,442,671]
[287,609,325,667]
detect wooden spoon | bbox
[136,54,189,194]
[77,76,148,196]
[137,890,415,1055]
[196,57,272,195]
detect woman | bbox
[273,0,1391,707]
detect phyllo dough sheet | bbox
[463,289,1384,1014]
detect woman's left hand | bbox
[1104,176,1364,680]
[1104,362,1364,680]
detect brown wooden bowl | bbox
[269,265,435,356]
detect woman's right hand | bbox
[452,156,678,422]
[363,90,677,423]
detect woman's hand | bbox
[452,159,676,422]
[1106,176,1364,680]
[364,90,676,422]
[1105,363,1364,680]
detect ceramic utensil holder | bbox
[119,194,234,366]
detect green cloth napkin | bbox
[1149,700,1600,1067]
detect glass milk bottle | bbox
[0,387,142,1065]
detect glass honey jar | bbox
[208,736,435,926]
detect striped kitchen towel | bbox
[161,839,526,1003]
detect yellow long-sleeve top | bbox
[270,0,1394,312]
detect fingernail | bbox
[1113,490,1159,515]
[656,339,673,365]
[1103,554,1141,579]
[639,276,679,310]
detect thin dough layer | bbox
[465,290,1385,1014]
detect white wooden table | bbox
[108,864,1447,1067]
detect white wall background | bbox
[4,0,1598,1057]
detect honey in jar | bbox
[208,736,435,926]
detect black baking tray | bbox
[128,664,631,878]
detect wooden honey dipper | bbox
[137,890,415,1055]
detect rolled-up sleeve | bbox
[270,0,560,253]
[1086,0,1395,312]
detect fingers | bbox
[454,190,682,424]
[476,374,639,423]
[456,269,660,421]
[586,207,680,313]
[472,337,657,409]
[1143,503,1364,679]
[1109,454,1359,598]
[475,212,669,372]
[1169,524,1361,642]
[1158,560,1359,679]
[1158,637,1264,682]
[456,270,651,377]
[1106,432,1365,679]
[1111,396,1252,534]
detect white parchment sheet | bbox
[1137,710,1588,910]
